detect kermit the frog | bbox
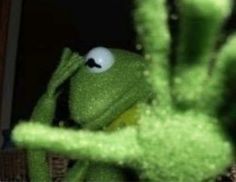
[13,0,236,181]
[19,46,151,182]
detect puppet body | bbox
[12,0,236,181]
[21,47,151,182]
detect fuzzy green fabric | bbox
[18,47,151,182]
[69,49,151,130]
[26,49,84,182]
[12,0,236,181]
[13,111,233,181]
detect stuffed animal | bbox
[13,0,236,181]
[15,46,152,182]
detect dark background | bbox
[11,0,236,126]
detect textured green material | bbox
[70,49,151,130]
[28,95,57,182]
[16,48,150,181]
[207,35,236,113]
[13,123,140,164]
[68,49,151,181]
[13,112,233,181]
[12,0,236,181]
[46,48,83,97]
[134,0,171,108]
[173,0,232,111]
[27,150,50,182]
[27,48,83,182]
[64,161,125,182]
[85,163,126,182]
[63,160,89,181]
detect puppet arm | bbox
[63,160,89,182]
[63,160,127,182]
[12,122,141,167]
[26,48,83,182]
[46,48,83,97]
[30,48,83,123]
[31,48,83,124]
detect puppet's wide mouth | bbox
[71,83,141,130]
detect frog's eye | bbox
[85,47,115,73]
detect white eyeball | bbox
[85,47,115,73]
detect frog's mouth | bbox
[105,104,139,131]
[80,82,147,130]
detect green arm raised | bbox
[12,122,141,167]
[26,48,83,182]
[31,48,83,124]
[46,48,83,97]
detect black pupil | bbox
[85,58,102,68]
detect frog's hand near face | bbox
[26,48,84,182]
[31,48,83,123]
[69,47,152,130]
[32,48,83,122]
[47,48,83,97]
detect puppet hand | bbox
[47,48,83,97]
